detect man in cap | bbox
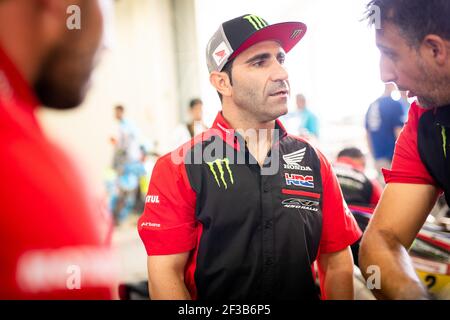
[0,0,116,298]
[359,0,450,299]
[139,14,361,300]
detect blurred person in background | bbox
[110,105,147,226]
[0,0,117,298]
[334,147,383,266]
[365,83,406,184]
[171,98,208,149]
[335,147,382,209]
[282,93,319,141]
[360,0,450,300]
[111,105,143,172]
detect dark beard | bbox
[33,47,88,110]
[415,59,450,109]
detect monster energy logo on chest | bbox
[207,158,234,189]
[243,15,268,31]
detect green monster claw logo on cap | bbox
[442,126,447,159]
[243,15,268,31]
[207,158,234,189]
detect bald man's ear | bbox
[210,71,233,98]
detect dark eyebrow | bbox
[244,51,286,64]
[244,53,271,64]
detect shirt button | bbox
[266,258,273,265]
[265,220,272,229]
[263,183,270,193]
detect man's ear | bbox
[421,34,449,66]
[210,71,232,98]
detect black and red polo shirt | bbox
[138,112,361,300]
[383,101,450,205]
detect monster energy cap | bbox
[206,14,307,73]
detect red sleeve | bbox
[317,150,362,254]
[137,152,198,256]
[382,102,436,185]
[369,179,383,206]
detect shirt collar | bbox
[212,111,288,147]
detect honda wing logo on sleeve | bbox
[283,148,312,171]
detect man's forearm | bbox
[318,248,355,300]
[149,273,192,300]
[359,230,430,300]
[323,268,354,300]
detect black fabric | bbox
[335,163,374,207]
[184,131,323,300]
[222,14,269,51]
[417,105,450,206]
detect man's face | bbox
[35,0,104,109]
[296,95,306,110]
[114,108,123,121]
[229,40,290,122]
[191,103,203,122]
[376,22,450,108]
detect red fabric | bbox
[137,153,198,255]
[336,156,365,172]
[184,224,204,300]
[369,179,383,206]
[137,148,198,298]
[0,46,116,299]
[286,136,362,254]
[348,205,375,215]
[316,150,363,254]
[383,102,436,185]
[281,188,321,199]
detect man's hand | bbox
[359,183,439,299]
[147,252,191,300]
[318,247,355,300]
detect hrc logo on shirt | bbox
[284,173,314,188]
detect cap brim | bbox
[229,21,307,60]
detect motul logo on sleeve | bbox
[145,195,159,204]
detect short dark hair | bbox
[366,0,450,46]
[217,59,234,103]
[337,147,365,159]
[115,105,124,112]
[189,98,203,109]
